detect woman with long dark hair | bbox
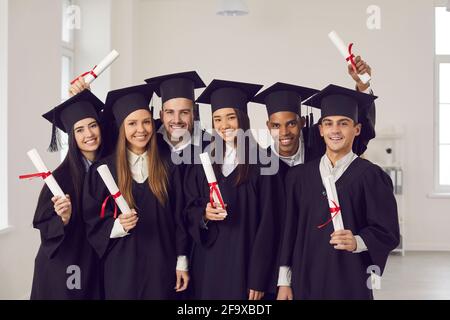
[184,80,280,300]
[31,89,107,299]
[83,84,189,299]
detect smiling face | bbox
[319,115,361,156]
[124,109,153,154]
[212,107,239,143]
[266,111,302,157]
[73,117,101,160]
[160,98,194,143]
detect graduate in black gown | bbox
[30,90,106,299]
[83,84,189,299]
[145,71,211,299]
[278,85,400,300]
[184,79,280,300]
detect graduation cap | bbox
[196,79,263,113]
[42,89,104,152]
[252,82,319,117]
[104,84,155,127]
[144,71,206,103]
[303,84,377,123]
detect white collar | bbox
[82,156,92,173]
[222,143,238,177]
[127,149,148,165]
[319,150,357,183]
[323,150,356,171]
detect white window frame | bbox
[434,4,450,194]
[60,0,76,161]
[0,0,9,231]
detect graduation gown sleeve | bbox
[32,185,67,259]
[358,165,400,275]
[183,164,219,248]
[247,171,280,292]
[279,166,302,268]
[169,164,190,256]
[82,160,116,259]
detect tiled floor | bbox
[374,251,450,300]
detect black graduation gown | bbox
[31,161,101,300]
[280,157,400,300]
[82,153,188,300]
[184,158,280,300]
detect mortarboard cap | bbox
[196,79,263,113]
[145,71,206,103]
[104,84,155,127]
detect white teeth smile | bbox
[84,139,96,145]
[223,129,235,137]
[134,135,147,141]
[280,138,293,146]
[330,137,343,141]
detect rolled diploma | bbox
[83,50,120,85]
[328,31,371,84]
[97,164,132,215]
[323,176,344,231]
[199,152,227,213]
[27,149,66,198]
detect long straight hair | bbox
[115,118,168,208]
[211,108,251,186]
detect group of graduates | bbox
[30,56,400,300]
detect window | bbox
[60,0,75,161]
[0,0,8,230]
[435,7,450,190]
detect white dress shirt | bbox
[222,143,238,177]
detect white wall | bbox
[132,0,450,250]
[0,0,61,299]
[1,0,449,300]
[0,0,9,230]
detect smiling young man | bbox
[145,71,210,172]
[277,85,400,300]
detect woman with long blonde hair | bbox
[83,84,189,299]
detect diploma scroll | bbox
[322,176,345,231]
[97,164,132,217]
[22,149,66,198]
[71,50,120,85]
[328,30,371,85]
[199,152,227,213]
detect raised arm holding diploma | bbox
[328,30,371,85]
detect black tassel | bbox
[47,109,60,152]
[194,103,200,122]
